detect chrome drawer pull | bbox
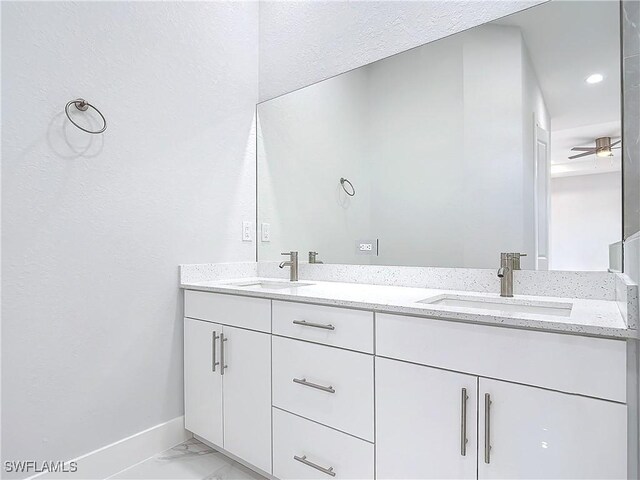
[293,455,336,477]
[461,388,468,456]
[211,331,220,372]
[484,393,492,464]
[293,377,336,394]
[220,333,228,375]
[293,319,335,330]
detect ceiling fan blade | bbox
[571,147,595,151]
[568,151,594,160]
[611,140,621,147]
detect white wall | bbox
[258,0,545,101]
[1,1,257,473]
[550,172,622,271]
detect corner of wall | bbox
[624,232,640,284]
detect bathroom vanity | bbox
[181,274,636,479]
[180,2,639,477]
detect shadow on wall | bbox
[47,109,104,159]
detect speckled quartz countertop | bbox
[181,277,635,339]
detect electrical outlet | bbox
[242,221,253,241]
[261,223,271,242]
[357,239,378,255]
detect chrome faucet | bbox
[497,252,527,297]
[308,251,323,264]
[279,251,299,281]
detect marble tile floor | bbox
[108,438,266,480]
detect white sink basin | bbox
[418,294,572,317]
[227,280,314,290]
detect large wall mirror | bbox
[257,1,622,271]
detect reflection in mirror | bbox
[257,1,621,271]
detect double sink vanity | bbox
[179,0,639,477]
[180,262,637,480]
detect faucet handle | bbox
[512,252,527,270]
[309,251,323,264]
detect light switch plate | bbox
[261,223,271,242]
[242,221,253,242]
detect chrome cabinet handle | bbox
[292,320,335,330]
[293,377,336,394]
[484,393,492,464]
[460,388,468,456]
[211,331,220,372]
[293,455,336,477]
[220,333,228,375]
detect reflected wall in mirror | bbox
[257,1,621,271]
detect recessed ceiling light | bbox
[586,73,604,84]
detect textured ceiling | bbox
[258,0,546,102]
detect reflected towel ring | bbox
[65,98,107,134]
[340,177,355,196]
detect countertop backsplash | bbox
[255,262,619,301]
[180,262,633,301]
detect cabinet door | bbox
[376,357,478,479]
[184,318,223,446]
[222,325,272,474]
[478,378,627,479]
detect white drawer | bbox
[184,291,271,333]
[272,336,374,441]
[273,408,374,480]
[376,313,627,402]
[272,301,373,353]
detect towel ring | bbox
[65,98,107,134]
[340,177,355,196]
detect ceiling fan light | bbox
[595,137,613,157]
[596,148,613,157]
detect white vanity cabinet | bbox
[375,312,627,402]
[272,301,374,353]
[183,290,631,480]
[376,353,627,480]
[183,292,272,474]
[376,312,628,480]
[271,301,375,479]
[272,408,375,480]
[272,335,374,442]
[477,379,627,480]
[184,317,224,446]
[376,357,478,479]
[221,325,272,473]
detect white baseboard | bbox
[28,416,191,480]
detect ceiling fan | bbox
[569,136,621,160]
